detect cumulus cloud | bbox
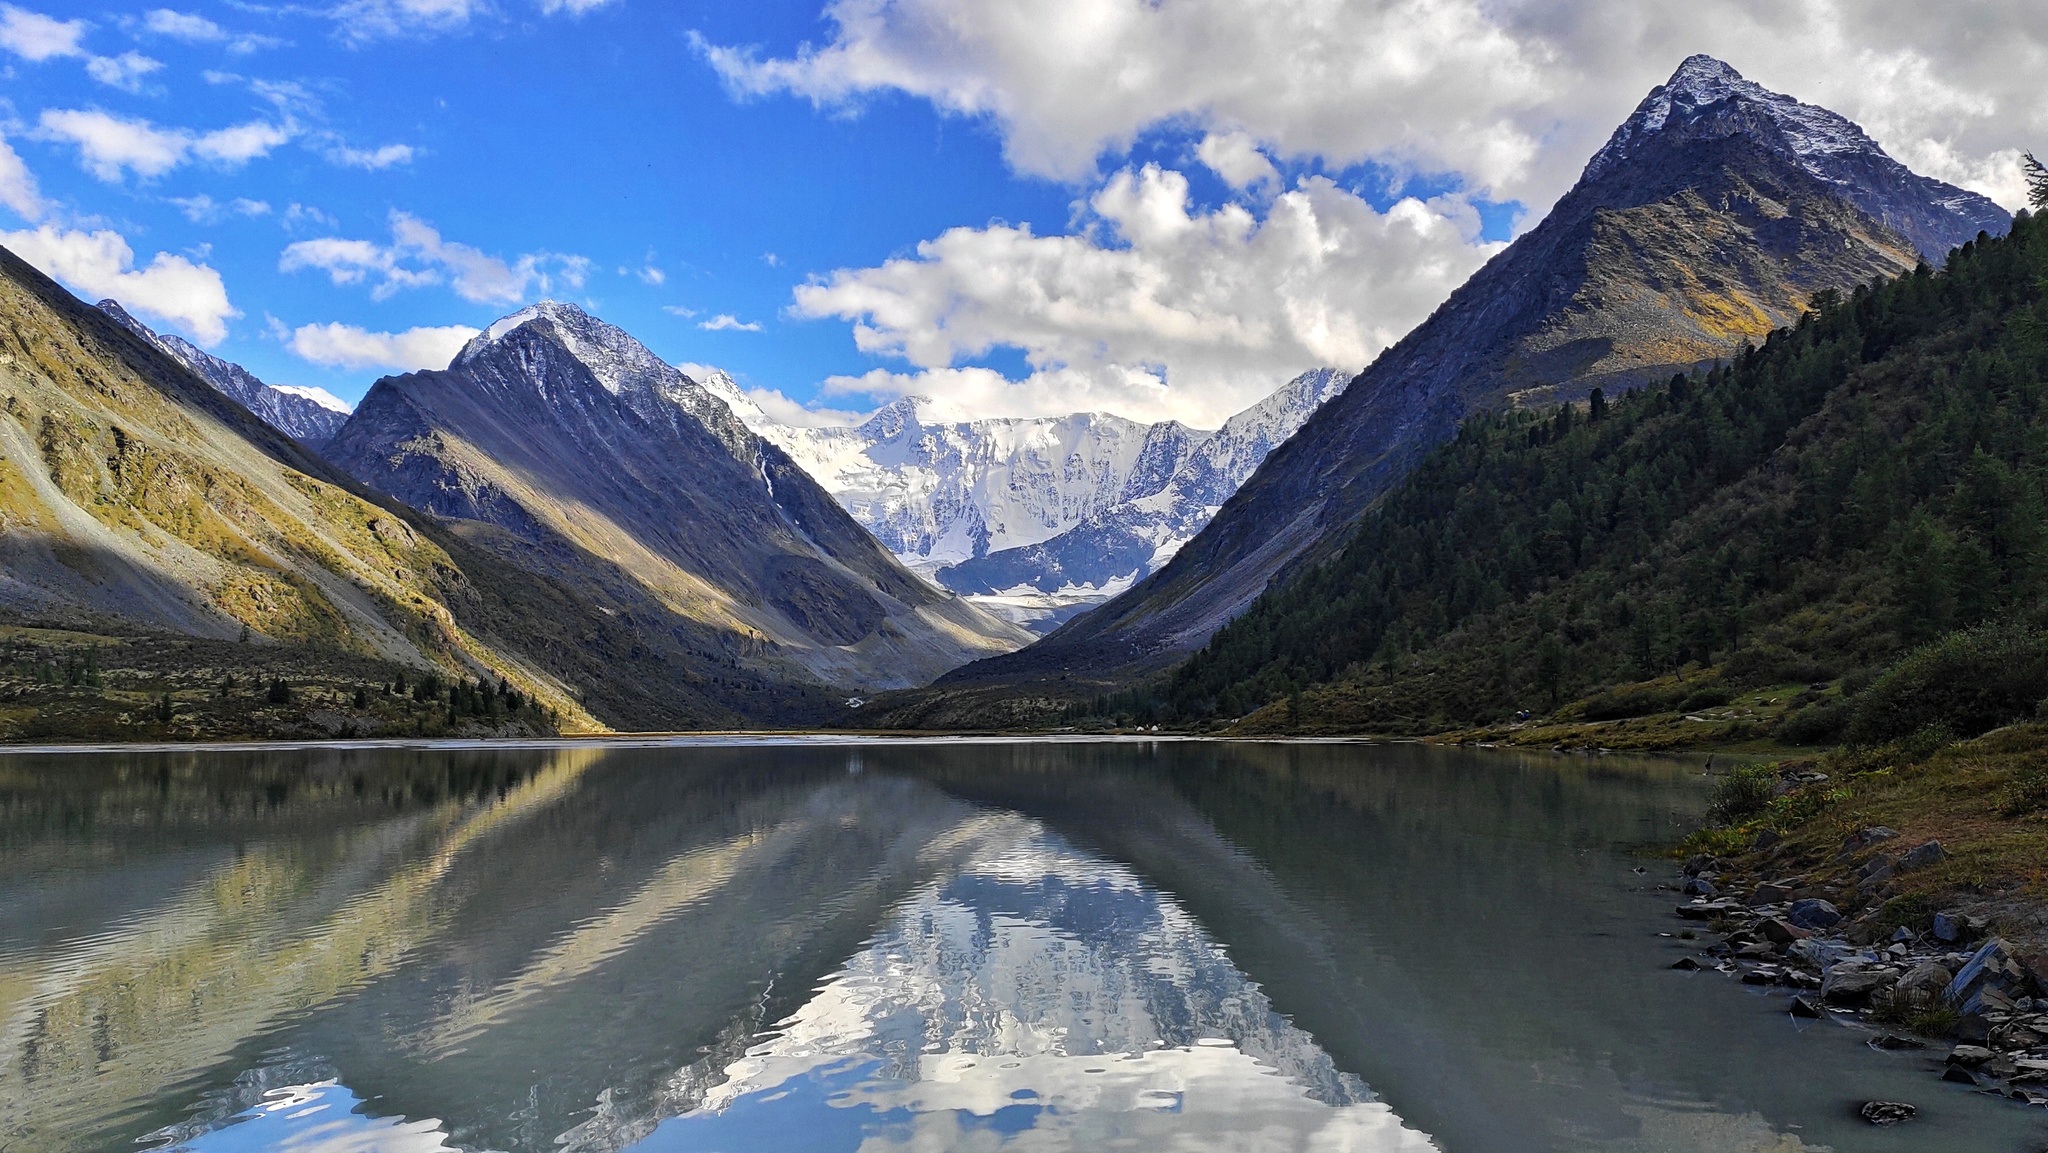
[38,109,292,181]
[280,211,588,305]
[538,0,618,13]
[84,51,162,92]
[0,134,45,221]
[697,0,2048,213]
[287,321,478,371]
[0,4,85,61]
[1196,131,1279,191]
[699,314,762,332]
[3,224,236,343]
[795,164,1494,424]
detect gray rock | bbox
[1788,898,1843,930]
[1758,918,1809,945]
[1683,876,1719,898]
[1933,910,1983,943]
[1822,966,1897,1006]
[1948,1044,1996,1067]
[1790,994,1825,1018]
[1896,840,1946,873]
[1947,938,2029,1015]
[1895,960,1954,1008]
[1859,1101,1916,1126]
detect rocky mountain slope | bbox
[942,54,2012,690]
[0,248,774,733]
[707,367,1348,632]
[95,301,349,448]
[324,303,1030,693]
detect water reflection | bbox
[0,742,2041,1152]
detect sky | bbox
[2,0,2044,428]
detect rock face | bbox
[949,53,2012,684]
[94,300,349,449]
[324,302,1031,692]
[706,369,1349,633]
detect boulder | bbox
[1947,1044,1996,1068]
[1683,853,1718,876]
[1822,965,1898,1006]
[1752,881,1797,904]
[1946,938,2030,1015]
[1857,852,1898,880]
[1894,961,1954,1009]
[1788,898,1843,931]
[1896,840,1946,873]
[1758,918,1810,946]
[1933,910,1984,944]
[1790,995,1825,1018]
[1859,1101,1916,1126]
[1683,876,1719,899]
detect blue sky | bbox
[2,0,2039,426]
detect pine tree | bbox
[2027,152,2048,211]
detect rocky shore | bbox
[1669,825,2048,1125]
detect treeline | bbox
[1145,210,2048,732]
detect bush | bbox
[1707,764,1776,825]
[1845,624,2048,745]
[1722,645,1830,688]
[1679,685,1734,710]
[1777,698,1853,745]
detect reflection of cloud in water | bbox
[618,821,1438,1152]
[168,1081,459,1153]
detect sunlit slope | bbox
[0,253,789,729]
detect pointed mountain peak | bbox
[1585,54,1876,184]
[96,298,163,346]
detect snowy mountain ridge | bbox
[705,367,1351,631]
[95,300,351,448]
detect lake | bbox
[1,739,2042,1152]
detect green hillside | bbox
[1152,210,2048,741]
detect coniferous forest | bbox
[1159,211,2048,739]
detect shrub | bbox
[1578,682,1691,720]
[1707,764,1776,825]
[1777,698,1853,745]
[1845,624,2048,745]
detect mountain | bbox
[94,300,350,448]
[323,302,1031,693]
[941,54,2013,690]
[0,247,782,733]
[706,367,1348,632]
[1164,211,2048,737]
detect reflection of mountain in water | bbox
[615,822,1435,1153]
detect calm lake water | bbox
[2,739,2043,1153]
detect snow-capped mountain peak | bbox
[720,367,1352,632]
[1587,55,1875,184]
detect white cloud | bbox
[661,304,697,317]
[1195,131,1278,191]
[0,134,45,221]
[0,4,84,61]
[141,9,284,52]
[699,314,763,333]
[333,0,616,40]
[796,164,1494,425]
[323,141,415,169]
[287,322,477,372]
[696,0,2048,214]
[3,224,237,344]
[331,0,486,42]
[280,211,587,305]
[271,383,353,413]
[170,194,272,223]
[283,202,339,231]
[85,51,163,92]
[637,265,665,285]
[37,109,293,181]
